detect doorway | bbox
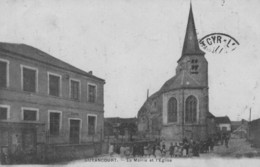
[69,119,80,144]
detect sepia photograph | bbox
[0,0,260,166]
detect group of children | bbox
[153,139,200,157]
[108,138,201,158]
[108,134,232,158]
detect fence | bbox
[0,122,45,164]
[42,129,108,163]
[0,124,108,164]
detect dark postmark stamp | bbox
[199,33,239,54]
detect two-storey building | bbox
[0,42,105,156]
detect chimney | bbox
[89,71,93,75]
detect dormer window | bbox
[190,59,199,74]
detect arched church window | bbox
[185,95,197,123]
[168,97,177,123]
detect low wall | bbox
[44,142,108,163]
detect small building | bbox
[0,42,105,162]
[231,119,248,138]
[215,116,231,133]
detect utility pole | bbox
[249,108,251,122]
[182,89,185,138]
[248,108,251,140]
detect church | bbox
[137,4,211,142]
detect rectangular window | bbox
[88,84,96,103]
[70,79,80,100]
[22,66,37,92]
[23,109,38,121]
[48,73,61,97]
[49,112,61,135]
[88,115,96,135]
[0,60,8,88]
[0,106,8,120]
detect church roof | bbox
[215,116,231,124]
[179,4,204,62]
[138,70,202,111]
[0,42,105,82]
[207,112,215,118]
[159,70,201,92]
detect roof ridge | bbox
[0,42,105,82]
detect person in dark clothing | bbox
[183,141,189,156]
[140,144,144,157]
[183,137,188,144]
[162,142,166,150]
[210,137,215,151]
[182,137,189,154]
[161,142,166,156]
[221,134,224,145]
[225,136,229,148]
[207,137,212,152]
[152,144,156,156]
[132,144,137,157]
[115,144,120,154]
[192,141,200,157]
[169,143,174,157]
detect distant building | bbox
[215,116,231,132]
[231,119,248,138]
[104,117,137,141]
[137,4,210,142]
[231,121,242,132]
[249,118,260,147]
[0,42,105,157]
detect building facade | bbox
[215,116,231,132]
[0,42,105,155]
[137,5,210,142]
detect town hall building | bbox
[137,5,211,142]
[0,41,105,161]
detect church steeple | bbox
[178,3,204,62]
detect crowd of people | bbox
[108,133,231,158]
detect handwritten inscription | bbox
[199,33,239,54]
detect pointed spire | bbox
[179,3,204,62]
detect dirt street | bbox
[201,137,260,158]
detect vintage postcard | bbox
[0,0,260,166]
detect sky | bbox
[0,0,259,121]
